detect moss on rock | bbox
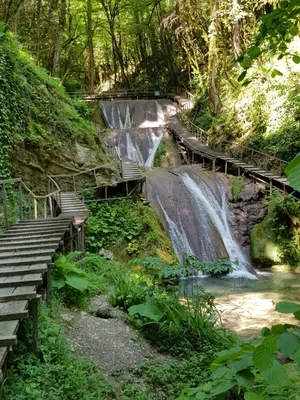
[250,219,281,267]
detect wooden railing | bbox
[0,176,61,231]
[69,87,195,111]
[183,118,289,174]
[49,161,121,195]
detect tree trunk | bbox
[156,3,176,85]
[232,0,241,58]
[208,0,220,115]
[87,0,95,94]
[52,0,66,77]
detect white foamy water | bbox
[181,173,254,277]
[102,100,164,167]
[157,197,193,263]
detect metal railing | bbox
[0,176,61,231]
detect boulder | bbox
[90,295,123,319]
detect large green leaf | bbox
[235,369,255,386]
[262,361,288,386]
[285,154,300,191]
[128,303,164,322]
[52,277,66,290]
[275,301,300,314]
[276,332,300,357]
[244,393,261,400]
[253,345,274,372]
[210,380,236,397]
[65,272,89,291]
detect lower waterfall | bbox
[146,166,256,278]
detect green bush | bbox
[179,301,300,399]
[86,200,174,261]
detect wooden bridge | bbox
[0,177,88,379]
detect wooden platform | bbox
[167,115,296,196]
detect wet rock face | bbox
[229,181,267,254]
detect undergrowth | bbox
[1,300,114,400]
[86,199,174,262]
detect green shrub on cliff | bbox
[0,30,96,179]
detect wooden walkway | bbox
[167,114,296,196]
[0,179,89,379]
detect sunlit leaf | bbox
[276,301,300,314]
[253,345,274,371]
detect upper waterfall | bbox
[101,100,164,166]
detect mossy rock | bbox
[250,219,281,267]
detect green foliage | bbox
[54,253,89,291]
[268,190,300,266]
[86,200,174,260]
[154,139,166,167]
[238,0,300,78]
[232,176,245,202]
[185,256,234,277]
[285,153,300,191]
[0,31,96,178]
[179,301,300,400]
[2,300,114,400]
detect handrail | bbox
[0,176,62,230]
[181,117,289,174]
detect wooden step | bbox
[0,234,62,244]
[19,217,72,224]
[0,242,59,252]
[0,264,48,277]
[0,335,17,346]
[0,273,43,288]
[0,249,54,260]
[2,228,67,237]
[0,286,36,302]
[11,221,71,230]
[0,320,19,347]
[0,256,51,267]
[0,300,29,321]
[7,225,69,233]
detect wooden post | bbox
[28,194,32,219]
[270,179,273,194]
[49,197,53,218]
[32,295,42,356]
[34,198,38,219]
[192,152,194,164]
[105,186,108,199]
[225,162,228,175]
[73,176,76,193]
[202,158,205,168]
[2,184,9,230]
[46,264,53,305]
[126,182,129,197]
[212,159,216,172]
[238,166,241,176]
[70,223,73,252]
[18,183,23,221]
[44,198,47,218]
[59,191,62,209]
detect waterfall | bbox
[147,167,255,279]
[180,173,254,278]
[125,132,144,165]
[157,197,193,263]
[145,128,163,167]
[102,100,164,167]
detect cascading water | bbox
[146,166,256,278]
[101,100,164,166]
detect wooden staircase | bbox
[121,159,143,181]
[0,177,89,379]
